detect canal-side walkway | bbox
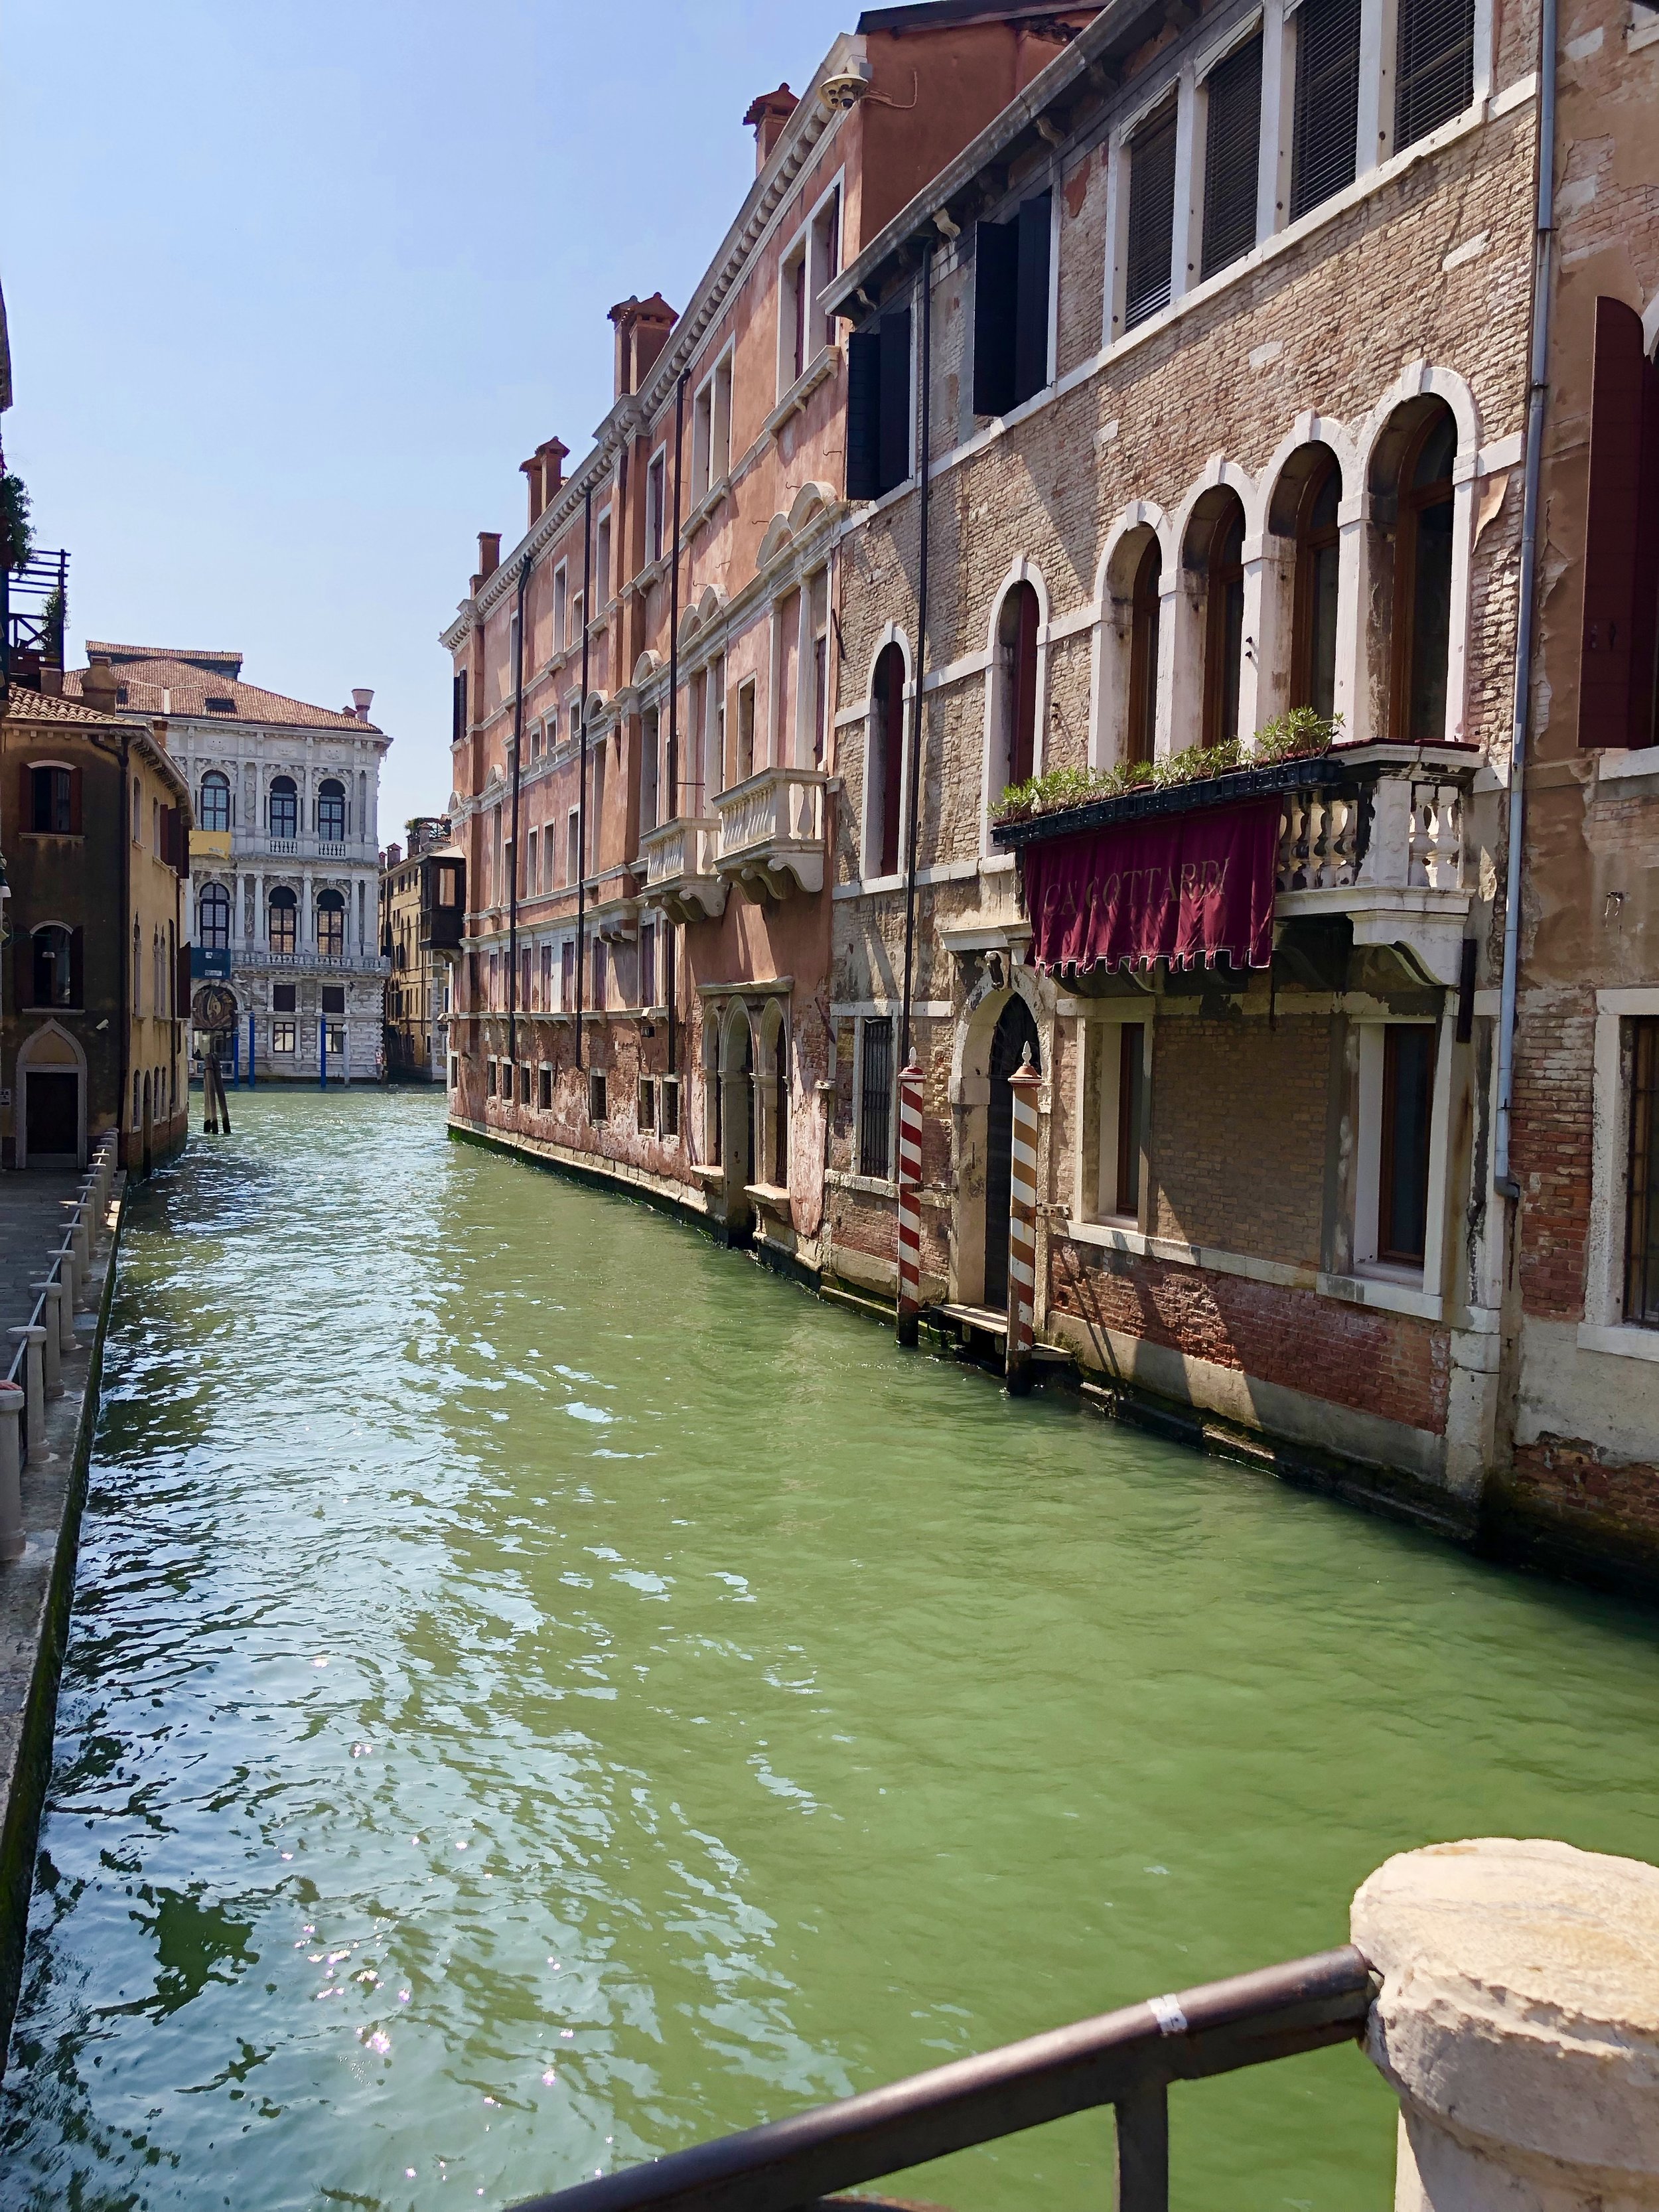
[0,1157,124,2059]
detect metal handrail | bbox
[5,1136,115,1399]
[503,1947,1376,2212]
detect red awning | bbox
[1024,796,1281,974]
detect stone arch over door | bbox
[950,962,1045,1307]
[983,995,1041,1311]
[17,1019,88,1169]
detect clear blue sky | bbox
[3,1,849,834]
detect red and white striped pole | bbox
[1005,1047,1041,1394]
[896,1061,924,1347]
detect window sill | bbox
[765,344,839,440]
[1576,1321,1659,1365]
[22,1005,83,1017]
[825,1168,897,1199]
[684,475,732,540]
[1062,1218,1443,1321]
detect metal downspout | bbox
[119,731,131,1169]
[508,553,530,1075]
[1494,0,1558,1199]
[577,487,593,1072]
[899,240,934,1073]
[666,371,687,1089]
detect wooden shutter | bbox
[1012,192,1052,408]
[68,765,83,834]
[1125,105,1179,329]
[19,763,32,834]
[1201,35,1263,279]
[1394,0,1475,149]
[1581,298,1648,748]
[70,927,84,1009]
[974,217,1017,415]
[877,308,912,497]
[1290,0,1362,220]
[14,932,31,1010]
[846,329,883,500]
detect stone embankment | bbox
[0,1137,123,2058]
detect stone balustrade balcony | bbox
[713,765,827,902]
[639,816,726,925]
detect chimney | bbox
[476,531,501,587]
[352,688,374,722]
[80,654,119,715]
[744,84,798,171]
[385,842,402,869]
[609,296,679,398]
[520,454,545,526]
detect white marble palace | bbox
[68,642,392,1082]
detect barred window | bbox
[859,1016,895,1180]
[1200,34,1263,280]
[1123,103,1179,331]
[1290,0,1362,222]
[1625,1019,1659,1327]
[1395,0,1475,149]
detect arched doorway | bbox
[983,995,1041,1310]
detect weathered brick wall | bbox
[1051,1242,1452,1435]
[1509,984,1595,1319]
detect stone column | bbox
[8,1326,46,1455]
[0,1384,24,1562]
[1354,1837,1659,2212]
[29,1286,63,1396]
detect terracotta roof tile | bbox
[65,649,382,734]
[2,687,129,730]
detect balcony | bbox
[640,816,727,925]
[713,766,827,903]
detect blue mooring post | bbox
[319,1018,327,1090]
[232,1021,241,1087]
[248,1013,256,1088]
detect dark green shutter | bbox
[1013,192,1052,407]
[974,218,1017,415]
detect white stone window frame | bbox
[1068,1000,1155,1230]
[1580,989,1659,1364]
[690,339,737,504]
[1348,1005,1455,1295]
[979,556,1054,856]
[859,622,914,887]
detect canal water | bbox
[3,1093,1656,2212]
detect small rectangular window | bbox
[661,1075,680,1139]
[639,1075,658,1132]
[859,1015,895,1180]
[30,765,74,834]
[1124,105,1179,330]
[325,1022,346,1063]
[588,1069,608,1124]
[1290,0,1363,222]
[273,982,297,1013]
[322,986,345,1015]
[538,1063,553,1110]
[273,1021,296,1056]
[1394,0,1475,149]
[561,940,575,1010]
[647,451,667,563]
[449,1054,459,1090]
[1624,1019,1659,1326]
[1378,1024,1437,1265]
[640,920,656,1009]
[1201,35,1263,279]
[846,309,912,501]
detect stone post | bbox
[1354,1837,1659,2212]
[0,1384,24,1564]
[54,1242,78,1333]
[895,1063,924,1349]
[1005,1050,1041,1395]
[7,1327,46,1456]
[29,1286,62,1396]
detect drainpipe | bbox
[666,370,687,1088]
[508,552,530,1074]
[898,240,935,1072]
[577,486,593,1072]
[1493,0,1557,1201]
[119,731,131,1169]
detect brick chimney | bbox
[79,655,119,715]
[474,530,502,595]
[520,437,569,525]
[352,688,374,723]
[609,295,679,398]
[744,84,798,171]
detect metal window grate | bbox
[1289,0,1362,221]
[859,1016,894,1180]
[1626,1019,1659,1325]
[1123,104,1179,330]
[1202,35,1264,279]
[1394,0,1474,149]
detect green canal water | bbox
[3,1092,1657,2212]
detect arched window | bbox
[268,885,298,955]
[318,778,347,841]
[1192,493,1247,749]
[198,883,231,950]
[132,919,142,1011]
[1127,538,1162,764]
[997,581,1041,793]
[32,924,75,1008]
[869,642,906,877]
[1392,405,1457,743]
[317,889,346,958]
[269,775,298,840]
[1291,452,1343,718]
[198,771,231,833]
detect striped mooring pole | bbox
[895,1062,924,1347]
[1005,1047,1041,1395]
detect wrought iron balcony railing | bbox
[504,1946,1376,2212]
